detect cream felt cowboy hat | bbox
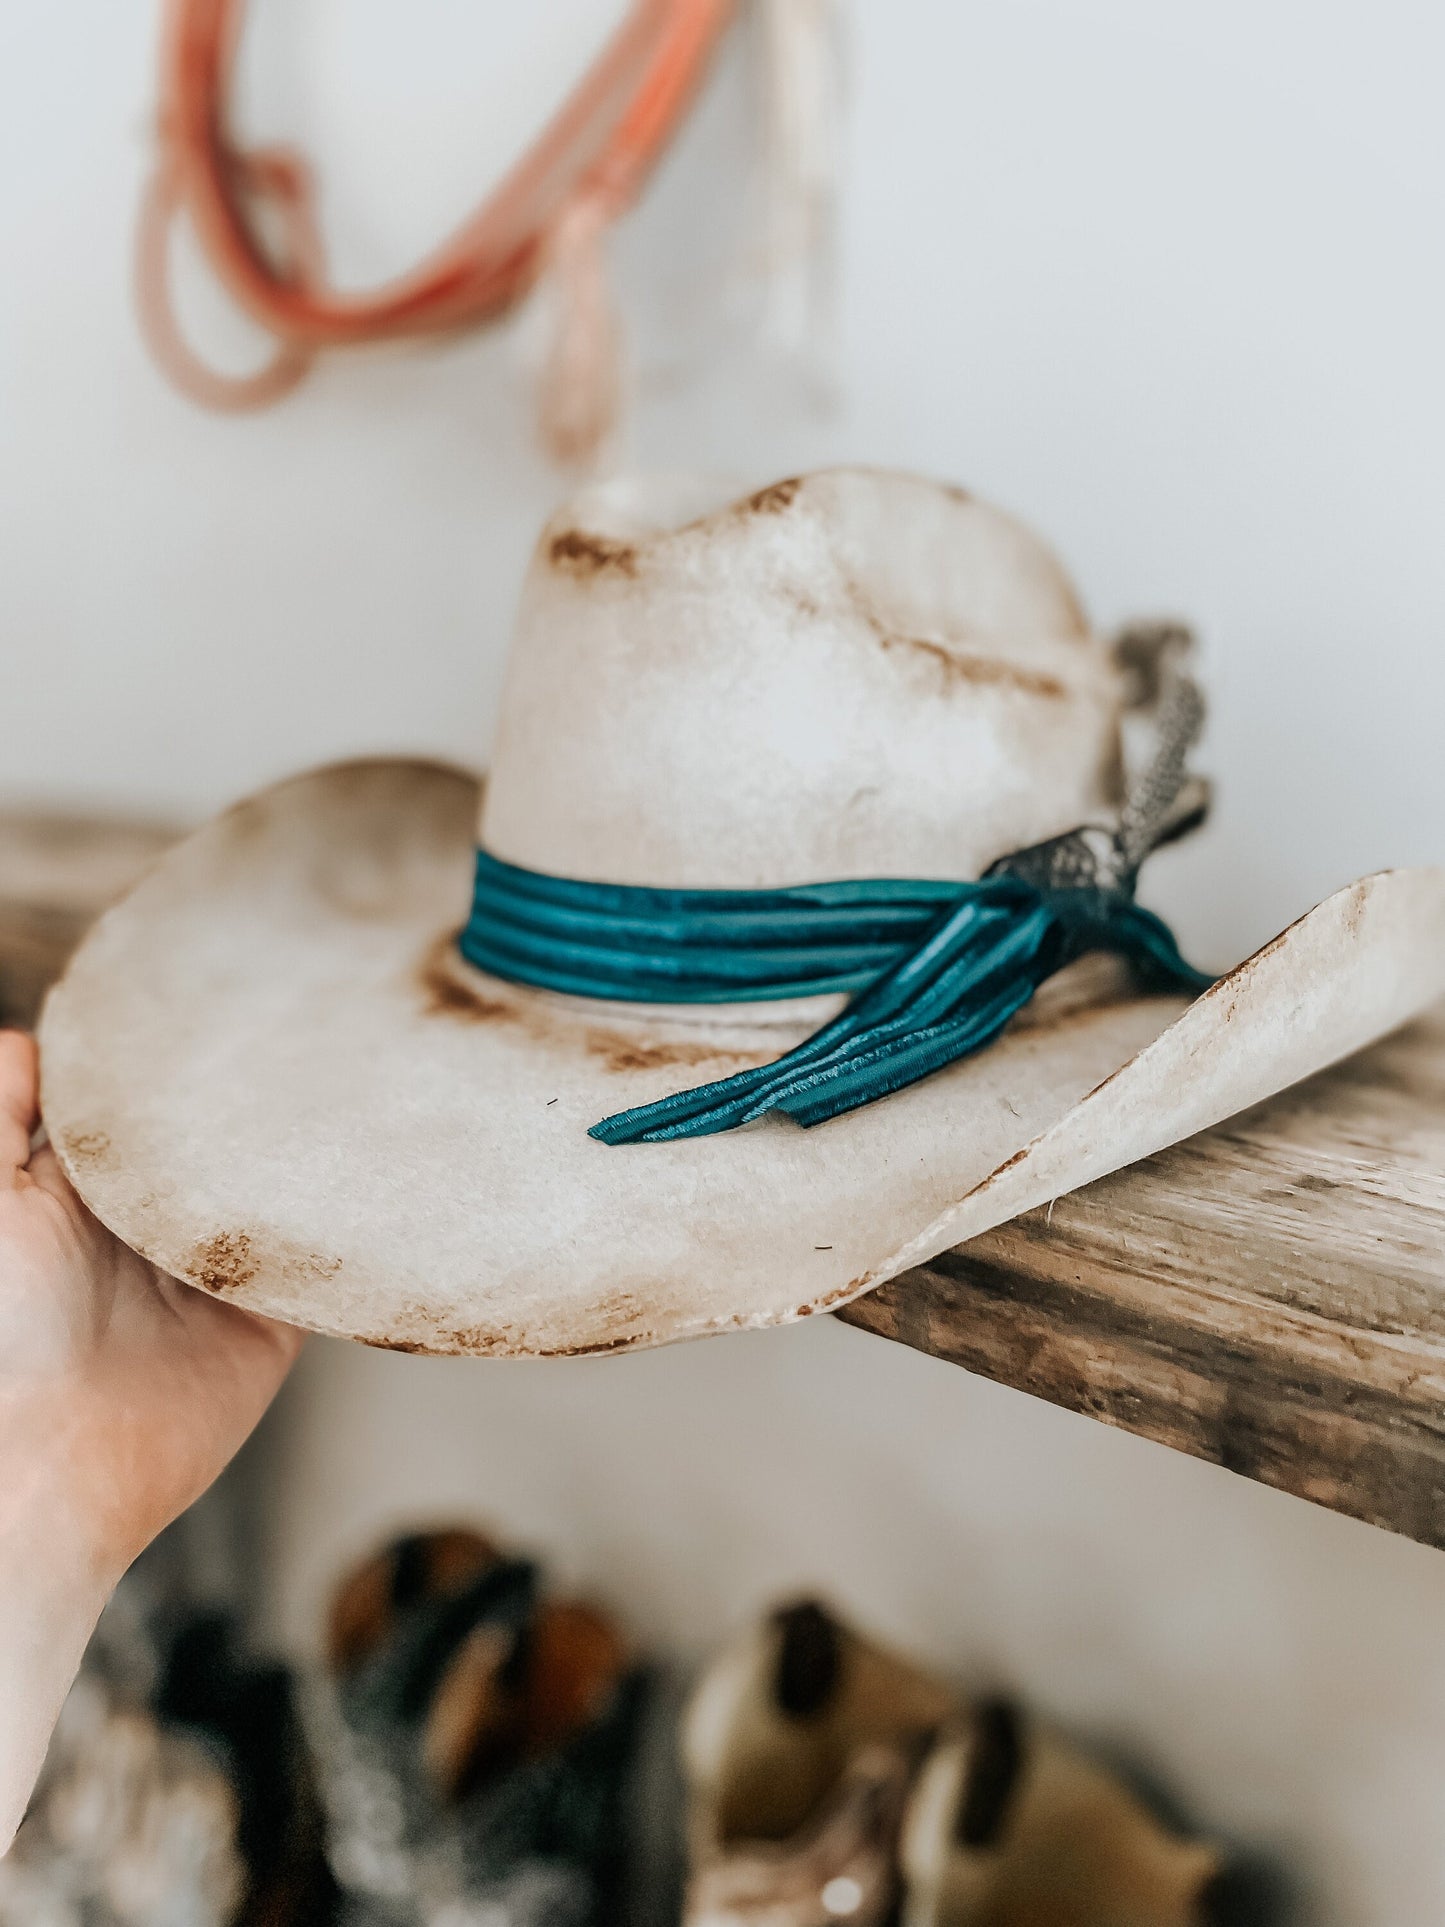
[39,468,1445,1355]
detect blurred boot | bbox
[0,1663,246,1927]
[311,1528,643,1927]
[899,1700,1222,1927]
[681,1598,956,1926]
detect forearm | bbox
[0,1033,304,1857]
[0,1413,115,1856]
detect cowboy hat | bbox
[39,468,1445,1354]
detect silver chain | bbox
[991,621,1208,895]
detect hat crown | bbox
[480,468,1125,888]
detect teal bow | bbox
[459,849,1210,1144]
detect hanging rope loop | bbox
[135,0,735,450]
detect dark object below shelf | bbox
[4,806,1443,1551]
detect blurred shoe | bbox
[681,1598,956,1926]
[0,1668,245,1927]
[154,1608,340,1925]
[309,1527,643,1927]
[899,1699,1222,1927]
[0,1578,337,1927]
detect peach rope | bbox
[136,0,735,441]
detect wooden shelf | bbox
[0,809,178,1029]
[839,1011,1445,1548]
[6,809,1444,1550]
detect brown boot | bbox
[682,1598,956,1926]
[316,1526,642,1925]
[899,1700,1222,1927]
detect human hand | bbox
[0,1027,302,1568]
[0,1027,303,1850]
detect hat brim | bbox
[38,760,1445,1356]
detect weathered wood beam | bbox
[840,1016,1445,1547]
[0,811,177,1027]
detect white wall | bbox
[4,4,1445,1922]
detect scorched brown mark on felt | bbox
[417,940,514,1023]
[583,1031,761,1075]
[61,1129,112,1168]
[547,529,640,577]
[1191,919,1296,1030]
[190,1231,258,1293]
[743,477,803,514]
[415,937,767,1074]
[783,585,824,620]
[877,632,1068,701]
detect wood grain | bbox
[4,808,1443,1545]
[0,811,177,1027]
[840,1015,1445,1546]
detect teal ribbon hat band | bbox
[459,854,1210,1143]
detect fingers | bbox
[0,1031,40,1180]
[23,1138,80,1209]
[227,1301,309,1372]
[260,1309,309,1363]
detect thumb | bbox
[0,1031,40,1185]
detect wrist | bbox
[0,1398,120,1855]
[0,1379,135,1580]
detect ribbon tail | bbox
[588,888,1214,1145]
[589,897,1059,1143]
